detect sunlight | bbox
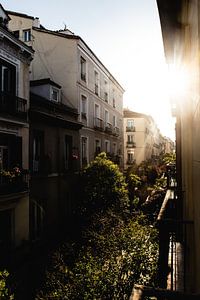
[167,64,189,100]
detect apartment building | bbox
[0,4,33,264]
[123,109,163,169]
[7,11,124,169]
[157,0,200,293]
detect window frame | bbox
[23,29,31,42]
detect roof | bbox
[6,10,35,20]
[0,25,34,56]
[6,9,124,92]
[32,26,125,92]
[30,78,61,89]
[0,4,11,21]
[123,109,153,121]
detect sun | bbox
[167,64,189,100]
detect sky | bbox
[1,0,175,140]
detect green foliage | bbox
[79,152,130,220]
[162,152,176,165]
[36,154,159,299]
[0,271,14,300]
[36,215,158,300]
[126,173,142,210]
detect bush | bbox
[0,270,14,300]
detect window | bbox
[81,95,87,118]
[30,198,44,240]
[94,71,99,96]
[51,87,59,102]
[32,131,44,173]
[113,98,116,108]
[113,115,116,127]
[94,104,100,118]
[127,135,134,143]
[23,29,31,42]
[127,119,134,128]
[105,140,110,153]
[105,110,109,125]
[127,152,134,163]
[113,143,117,155]
[81,136,88,167]
[0,59,16,95]
[0,134,22,171]
[112,89,116,108]
[95,139,101,155]
[80,56,86,81]
[13,30,19,39]
[104,81,108,102]
[94,104,102,128]
[0,146,8,170]
[65,135,72,170]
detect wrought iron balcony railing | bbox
[126,141,136,148]
[0,169,29,195]
[126,126,135,132]
[0,91,27,120]
[105,122,113,134]
[113,126,119,136]
[94,117,104,130]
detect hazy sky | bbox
[1,0,175,139]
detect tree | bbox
[78,152,130,223]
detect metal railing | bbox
[113,126,119,136]
[0,91,27,119]
[94,117,104,130]
[0,169,29,195]
[105,122,113,133]
[126,126,136,132]
[126,141,136,148]
[130,284,200,300]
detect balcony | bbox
[0,91,28,120]
[126,141,136,148]
[105,123,113,134]
[126,159,135,165]
[126,126,135,132]
[94,117,104,131]
[113,126,119,136]
[0,169,29,195]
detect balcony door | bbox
[0,146,9,170]
[0,59,16,112]
[0,59,16,94]
[0,133,22,170]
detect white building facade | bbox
[7,11,124,168]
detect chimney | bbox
[33,17,40,28]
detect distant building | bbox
[123,109,163,168]
[162,136,175,154]
[7,11,124,169]
[0,4,33,263]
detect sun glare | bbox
[167,64,189,99]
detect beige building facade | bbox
[123,109,163,169]
[0,5,33,264]
[7,11,124,168]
